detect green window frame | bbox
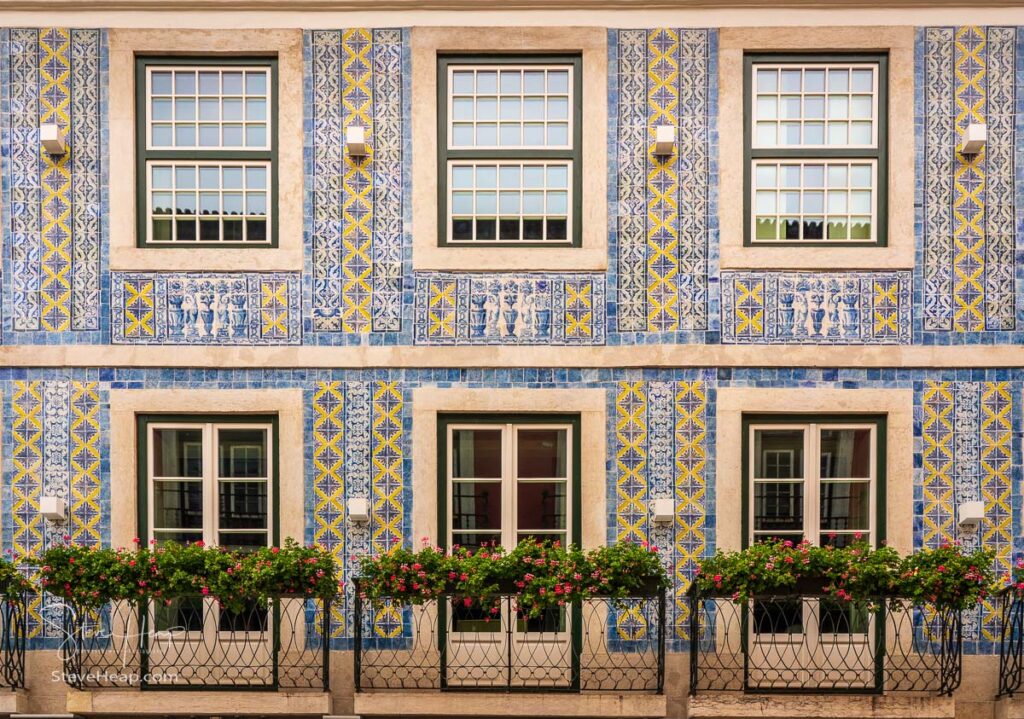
[437,54,583,248]
[744,53,889,247]
[135,56,280,249]
[740,413,886,549]
[136,413,280,547]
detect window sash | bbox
[146,421,274,547]
[446,422,573,549]
[747,422,877,548]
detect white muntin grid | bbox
[751,63,878,149]
[147,66,272,151]
[149,161,271,244]
[447,64,573,150]
[448,160,571,244]
[751,160,876,243]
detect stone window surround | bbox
[108,29,303,272]
[719,26,915,270]
[715,386,914,556]
[411,27,608,271]
[411,387,606,546]
[109,388,304,547]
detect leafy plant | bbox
[695,538,994,610]
[38,538,338,612]
[357,538,669,617]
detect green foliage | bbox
[357,538,669,617]
[38,538,338,612]
[0,557,32,597]
[695,538,994,610]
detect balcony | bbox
[60,595,331,715]
[353,587,666,717]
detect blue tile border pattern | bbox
[412,272,607,345]
[720,271,913,344]
[109,272,302,345]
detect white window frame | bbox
[146,420,275,550]
[747,421,877,549]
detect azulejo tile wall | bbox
[413,273,607,345]
[304,29,410,344]
[0,28,108,344]
[0,367,1015,653]
[916,26,1024,343]
[110,272,302,345]
[607,28,720,344]
[720,271,913,344]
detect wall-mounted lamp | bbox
[346,125,369,157]
[960,122,986,155]
[39,496,67,523]
[651,497,675,525]
[40,122,67,156]
[347,497,370,523]
[653,125,675,157]
[957,500,984,532]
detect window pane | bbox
[147,66,271,149]
[218,532,268,550]
[452,481,502,530]
[153,480,203,529]
[154,530,203,546]
[218,428,268,478]
[152,428,204,477]
[819,481,871,531]
[819,428,872,478]
[452,429,502,478]
[516,429,567,478]
[446,64,573,149]
[148,162,272,244]
[754,429,804,479]
[451,532,501,550]
[218,481,268,529]
[516,481,566,530]
[754,481,804,532]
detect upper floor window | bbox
[137,58,278,247]
[745,54,888,246]
[438,55,582,247]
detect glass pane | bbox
[218,481,268,529]
[154,596,203,633]
[220,601,269,634]
[451,481,502,530]
[516,429,567,478]
[822,532,871,548]
[753,482,804,532]
[820,428,871,478]
[217,531,268,550]
[153,480,203,529]
[820,481,871,531]
[453,602,502,633]
[152,428,203,477]
[754,598,802,634]
[218,428,268,478]
[753,429,804,479]
[516,481,566,530]
[452,429,502,478]
[820,599,870,634]
[154,530,203,546]
[451,532,501,550]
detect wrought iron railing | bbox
[61,596,329,691]
[0,595,25,690]
[689,586,961,695]
[999,588,1024,697]
[354,587,665,693]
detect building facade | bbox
[0,1,1022,717]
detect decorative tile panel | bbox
[4,378,109,642]
[305,29,408,340]
[110,273,301,345]
[0,28,107,342]
[914,379,1013,650]
[412,273,607,345]
[721,272,912,344]
[917,26,1022,342]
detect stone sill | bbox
[354,691,666,717]
[0,689,28,715]
[688,693,955,719]
[65,689,331,716]
[996,696,1024,719]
